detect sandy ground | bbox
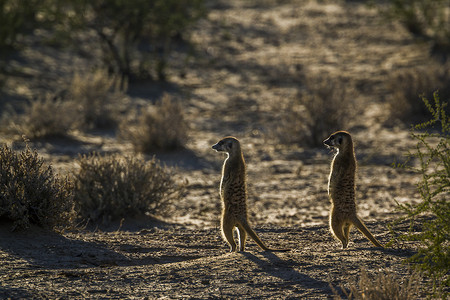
[0,221,420,299]
[0,0,441,298]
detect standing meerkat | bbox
[212,136,289,252]
[323,131,383,248]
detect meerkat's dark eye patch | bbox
[338,137,343,144]
[227,142,233,149]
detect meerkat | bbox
[323,131,383,249]
[212,136,289,252]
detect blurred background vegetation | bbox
[383,0,450,56]
[0,0,206,85]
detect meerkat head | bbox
[323,131,352,150]
[212,136,240,155]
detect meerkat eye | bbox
[330,136,335,140]
[338,137,343,144]
[228,142,233,149]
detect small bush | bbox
[383,0,450,54]
[389,92,449,296]
[14,96,76,139]
[0,143,75,230]
[387,65,450,124]
[272,75,356,147]
[332,268,421,300]
[73,153,182,224]
[1,69,126,138]
[69,69,126,130]
[120,94,188,153]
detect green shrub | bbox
[389,92,449,296]
[332,268,421,300]
[384,0,450,54]
[73,153,182,224]
[0,143,75,230]
[272,75,356,147]
[120,94,188,153]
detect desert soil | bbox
[0,0,439,299]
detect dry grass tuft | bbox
[73,153,183,224]
[69,69,127,130]
[18,96,76,139]
[0,94,76,139]
[272,75,356,147]
[0,143,75,230]
[387,64,450,124]
[332,268,421,300]
[120,94,188,153]
[0,69,127,139]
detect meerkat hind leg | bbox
[343,222,352,248]
[222,217,237,252]
[236,224,247,251]
[331,217,348,249]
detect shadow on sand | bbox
[241,251,333,294]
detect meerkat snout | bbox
[323,133,343,148]
[212,139,233,153]
[323,137,333,147]
[212,142,221,151]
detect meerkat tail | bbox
[351,216,383,248]
[239,219,290,252]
